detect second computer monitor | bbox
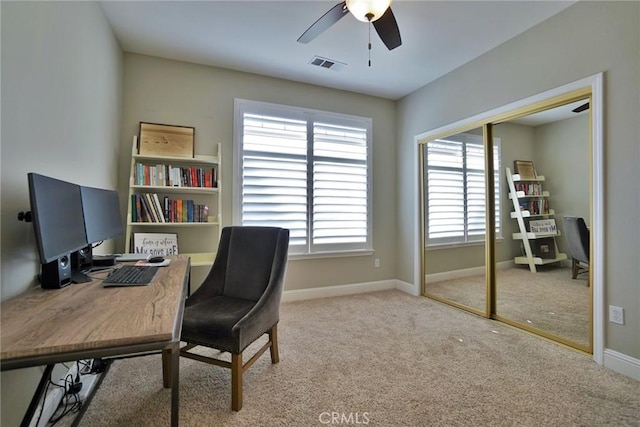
[80,185,124,244]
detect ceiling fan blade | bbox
[572,102,590,113]
[297,1,349,44]
[373,7,402,50]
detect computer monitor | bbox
[28,173,88,288]
[80,185,123,244]
[28,173,88,264]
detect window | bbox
[234,99,372,256]
[425,132,501,246]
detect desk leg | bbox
[163,343,180,427]
[162,348,172,388]
[21,364,55,427]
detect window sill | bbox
[288,249,374,261]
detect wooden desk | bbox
[0,255,190,426]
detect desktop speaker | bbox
[72,245,93,271]
[40,255,72,289]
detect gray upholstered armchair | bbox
[178,226,289,410]
[562,216,590,283]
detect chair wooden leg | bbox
[571,259,579,279]
[231,353,243,411]
[269,325,279,364]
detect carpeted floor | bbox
[427,266,590,346]
[65,290,637,426]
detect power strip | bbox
[77,373,99,402]
[29,360,97,427]
[32,387,64,427]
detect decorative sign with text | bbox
[529,219,557,234]
[133,233,178,257]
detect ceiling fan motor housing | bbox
[346,0,392,22]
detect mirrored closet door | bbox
[419,87,594,353]
[493,97,592,351]
[420,127,490,317]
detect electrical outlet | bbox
[609,305,624,325]
[374,258,380,268]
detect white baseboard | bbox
[604,349,640,381]
[395,279,419,296]
[285,262,514,304]
[425,261,514,283]
[426,265,484,282]
[282,279,417,303]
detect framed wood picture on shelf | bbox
[138,122,194,158]
[132,232,179,257]
[513,160,537,179]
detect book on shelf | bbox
[518,198,549,215]
[514,182,542,195]
[137,194,153,222]
[134,162,218,188]
[145,193,161,222]
[131,193,211,223]
[152,193,165,222]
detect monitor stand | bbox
[70,269,91,284]
[92,254,117,267]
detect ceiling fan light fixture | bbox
[346,0,392,22]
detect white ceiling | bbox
[510,100,589,127]
[99,0,576,100]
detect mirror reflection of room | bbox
[421,97,592,352]
[494,98,591,350]
[422,127,495,315]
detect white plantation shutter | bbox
[467,142,487,237]
[241,113,308,246]
[235,100,372,255]
[427,139,465,240]
[312,122,368,249]
[426,133,501,245]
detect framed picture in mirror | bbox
[514,160,537,179]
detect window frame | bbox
[424,132,502,248]
[233,98,373,257]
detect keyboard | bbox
[102,265,159,287]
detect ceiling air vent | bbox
[309,56,346,71]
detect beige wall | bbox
[397,1,640,358]
[0,2,123,425]
[534,115,590,256]
[535,115,590,218]
[119,54,398,291]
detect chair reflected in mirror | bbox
[562,216,590,284]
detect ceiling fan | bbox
[297,0,402,51]
[572,102,589,113]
